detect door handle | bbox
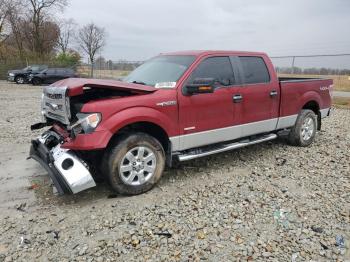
[270,90,278,97]
[233,94,243,103]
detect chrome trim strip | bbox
[279,78,332,83]
[178,134,277,161]
[170,110,330,152]
[320,108,330,118]
[184,126,196,131]
[156,100,177,107]
[170,118,278,151]
[276,114,298,129]
[241,118,277,137]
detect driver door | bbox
[177,56,241,151]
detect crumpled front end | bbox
[30,80,155,194]
[29,131,96,195]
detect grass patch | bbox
[332,97,350,109]
[279,74,350,92]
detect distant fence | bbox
[0,60,79,80]
[270,54,350,91]
[0,60,143,80]
[76,61,143,79]
[270,54,350,74]
[1,55,350,91]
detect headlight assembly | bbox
[70,113,102,135]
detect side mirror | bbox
[184,78,215,95]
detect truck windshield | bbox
[124,55,195,87]
[23,65,45,72]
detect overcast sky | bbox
[62,0,350,67]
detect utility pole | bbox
[291,56,295,74]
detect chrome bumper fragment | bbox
[30,134,96,195]
[320,107,331,119]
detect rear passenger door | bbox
[235,56,280,136]
[44,69,57,83]
[55,69,67,81]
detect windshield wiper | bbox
[132,80,146,85]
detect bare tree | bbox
[4,0,26,58]
[26,0,67,56]
[0,0,9,43]
[78,23,105,77]
[57,18,75,54]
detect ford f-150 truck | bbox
[30,50,332,195]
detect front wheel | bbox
[15,76,25,84]
[105,133,165,195]
[288,109,317,146]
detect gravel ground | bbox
[0,81,349,261]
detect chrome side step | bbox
[177,133,277,162]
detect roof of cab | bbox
[160,50,267,57]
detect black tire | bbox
[15,75,25,84]
[288,109,317,147]
[104,133,165,195]
[32,78,42,86]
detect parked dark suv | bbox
[8,65,48,84]
[29,68,77,85]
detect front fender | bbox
[99,106,178,137]
[62,107,177,151]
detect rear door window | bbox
[189,56,235,86]
[46,69,56,75]
[65,69,74,75]
[56,69,66,75]
[239,56,270,84]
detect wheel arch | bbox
[108,121,170,152]
[32,76,42,84]
[15,74,25,78]
[100,106,175,149]
[299,90,322,130]
[14,74,26,82]
[301,100,321,130]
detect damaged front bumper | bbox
[29,132,96,195]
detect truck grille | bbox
[46,93,63,100]
[42,86,71,125]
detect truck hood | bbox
[52,78,156,97]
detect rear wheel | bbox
[32,77,42,86]
[105,133,165,195]
[15,76,25,84]
[288,109,317,146]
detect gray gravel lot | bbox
[0,81,349,261]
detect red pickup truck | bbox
[30,50,333,195]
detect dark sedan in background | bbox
[29,68,77,85]
[8,65,48,84]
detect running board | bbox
[177,133,277,162]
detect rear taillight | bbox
[329,84,334,98]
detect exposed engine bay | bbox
[69,87,136,119]
[33,83,149,139]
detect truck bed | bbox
[278,77,333,117]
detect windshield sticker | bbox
[155,82,177,89]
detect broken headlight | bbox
[70,113,101,135]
